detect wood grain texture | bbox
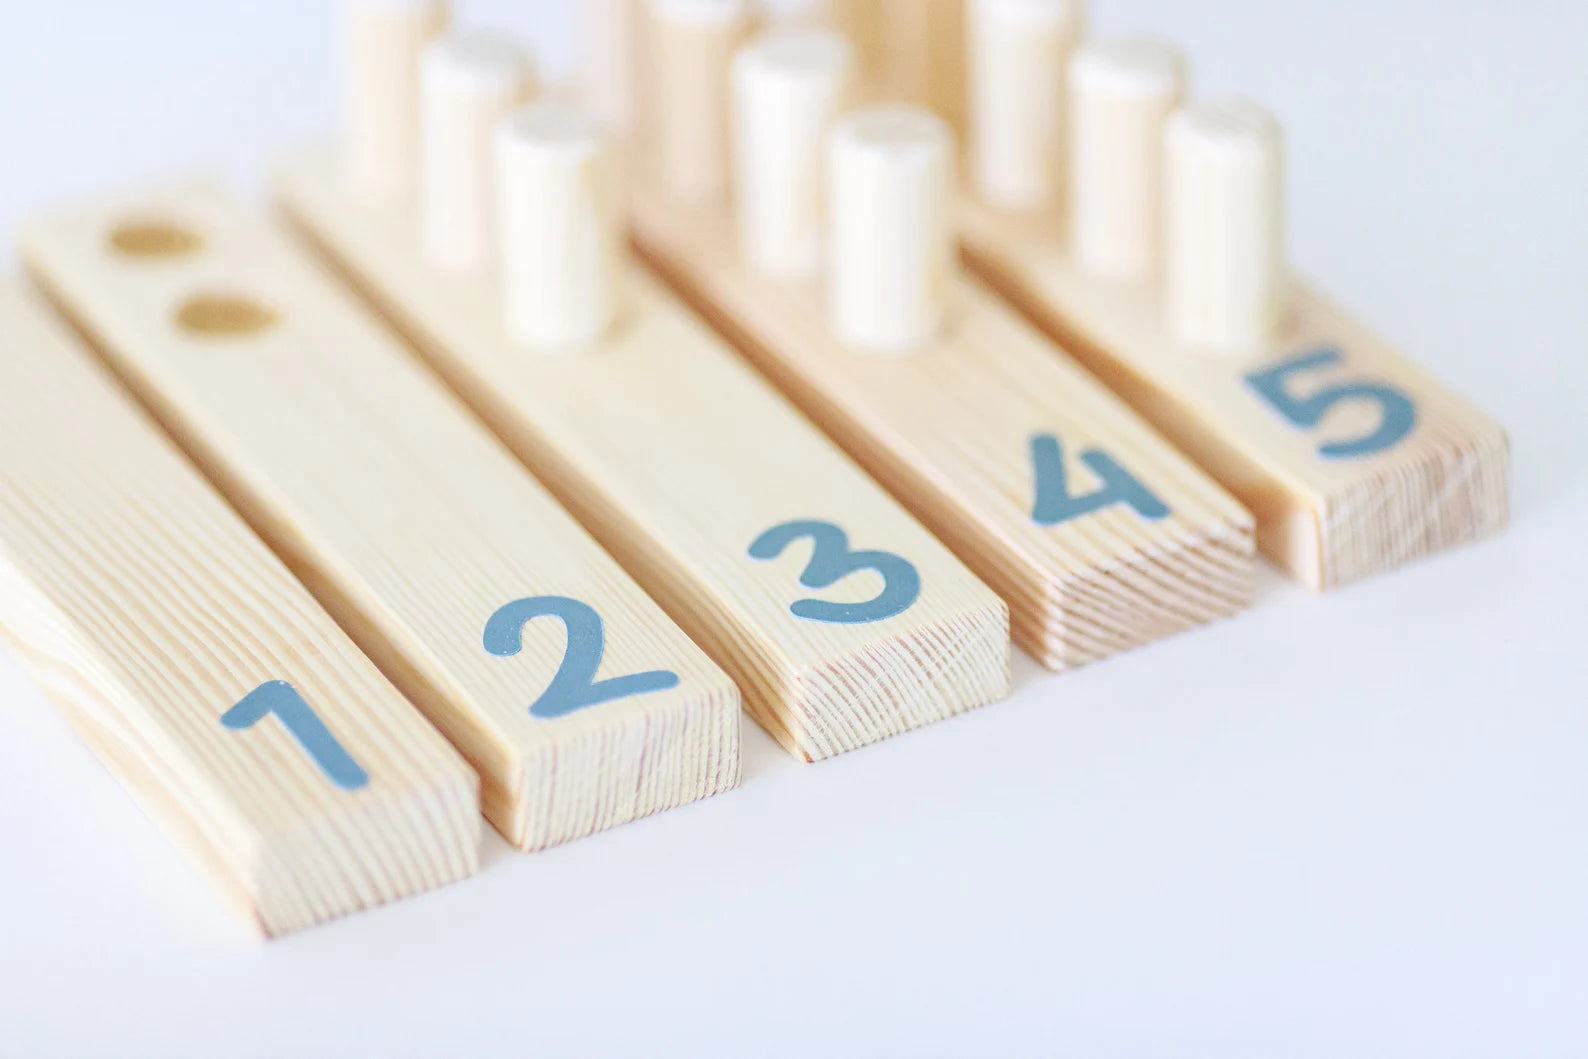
[0,283,479,936]
[629,180,1254,669]
[19,183,741,851]
[275,146,1011,762]
[961,199,1510,588]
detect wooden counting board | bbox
[0,283,479,936]
[20,183,742,854]
[624,14,1256,669]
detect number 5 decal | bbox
[749,519,920,624]
[1245,347,1417,459]
[484,596,680,719]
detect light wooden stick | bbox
[827,104,955,353]
[22,183,741,852]
[419,30,534,271]
[342,0,448,199]
[583,0,645,135]
[731,29,854,278]
[0,283,480,937]
[1165,98,1287,352]
[967,0,1084,211]
[644,0,756,203]
[497,102,622,348]
[1068,36,1186,280]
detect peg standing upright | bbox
[343,0,449,200]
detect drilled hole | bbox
[108,220,205,259]
[174,293,280,338]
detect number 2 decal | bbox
[1029,434,1170,526]
[749,520,920,624]
[484,596,680,719]
[222,680,369,791]
[1245,347,1417,459]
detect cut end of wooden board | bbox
[628,177,1255,670]
[961,199,1509,590]
[16,180,746,854]
[274,143,1012,760]
[0,282,481,937]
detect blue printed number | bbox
[1245,347,1416,459]
[1030,434,1170,526]
[221,680,369,791]
[748,520,920,624]
[484,596,679,719]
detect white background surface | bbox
[1,1,1584,1056]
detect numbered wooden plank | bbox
[18,184,742,850]
[627,118,1256,671]
[275,146,1010,762]
[961,203,1510,589]
[0,283,479,936]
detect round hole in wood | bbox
[108,220,205,258]
[174,293,280,338]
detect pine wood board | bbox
[18,183,742,851]
[0,282,480,936]
[629,181,1255,669]
[960,199,1509,589]
[275,146,1012,762]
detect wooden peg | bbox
[1067,36,1187,280]
[583,0,645,135]
[419,30,535,271]
[1165,98,1286,352]
[0,283,480,936]
[827,105,955,353]
[21,183,741,851]
[644,0,757,203]
[731,29,854,279]
[802,0,884,79]
[497,102,622,348]
[868,0,966,131]
[277,146,1012,761]
[342,0,448,199]
[629,119,1257,670]
[966,0,1085,211]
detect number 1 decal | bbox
[1030,434,1170,526]
[484,596,679,719]
[221,680,369,791]
[749,520,920,624]
[1245,347,1417,459]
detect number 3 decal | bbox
[484,596,680,719]
[1245,347,1417,459]
[749,520,920,625]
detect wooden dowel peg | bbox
[1165,98,1287,352]
[967,0,1084,211]
[731,29,855,279]
[420,30,535,271]
[1068,36,1186,280]
[342,0,449,199]
[644,0,757,203]
[497,102,622,349]
[827,104,955,353]
[583,0,645,135]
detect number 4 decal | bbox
[1245,347,1417,459]
[1030,434,1170,526]
[484,596,680,719]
